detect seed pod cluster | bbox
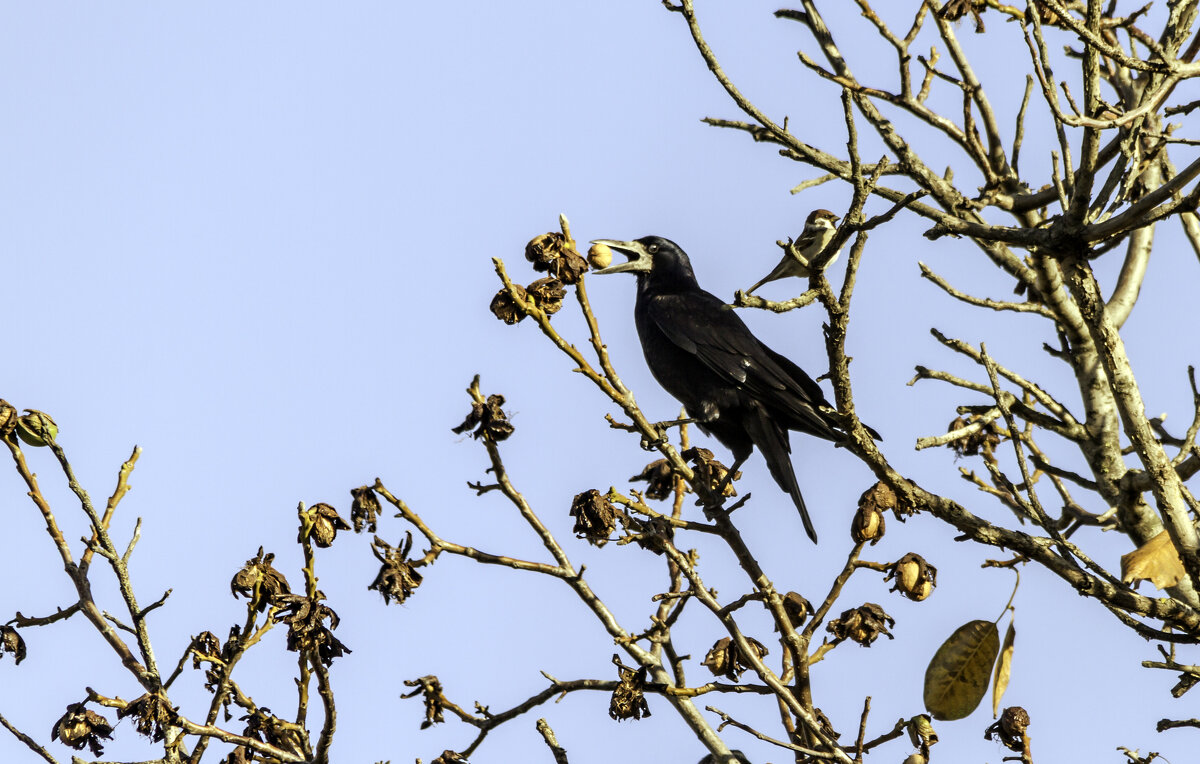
[984,706,1031,753]
[629,459,681,501]
[452,393,514,442]
[569,489,618,547]
[683,447,738,498]
[525,232,588,284]
[350,485,381,534]
[117,693,178,743]
[304,502,351,548]
[51,702,114,756]
[945,414,1004,460]
[609,662,651,721]
[886,553,937,601]
[401,674,447,729]
[489,283,528,324]
[369,532,424,605]
[272,593,351,666]
[702,636,769,681]
[230,547,291,612]
[827,603,895,646]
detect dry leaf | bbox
[1121,531,1185,590]
[992,619,1016,717]
[924,619,1000,721]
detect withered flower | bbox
[683,447,739,498]
[190,631,221,669]
[525,232,588,284]
[0,399,16,439]
[630,458,682,501]
[569,489,617,547]
[15,409,58,448]
[0,625,26,664]
[272,594,352,666]
[984,706,1030,752]
[230,547,291,612]
[937,0,986,32]
[369,533,424,605]
[303,502,351,548]
[852,484,888,544]
[885,553,937,602]
[609,661,651,721]
[776,592,811,631]
[241,707,307,756]
[401,675,446,729]
[350,485,381,533]
[489,283,528,325]
[452,393,514,442]
[945,415,1003,460]
[526,277,566,316]
[51,702,113,756]
[117,693,178,743]
[826,603,895,646]
[701,636,769,681]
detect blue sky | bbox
[2,2,1198,762]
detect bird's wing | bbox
[646,292,839,438]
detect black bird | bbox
[592,235,863,542]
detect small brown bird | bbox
[745,209,840,295]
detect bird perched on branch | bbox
[744,209,840,295]
[592,235,870,542]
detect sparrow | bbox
[744,209,840,295]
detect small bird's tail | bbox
[744,403,818,543]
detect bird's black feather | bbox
[600,235,865,542]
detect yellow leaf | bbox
[924,619,1000,721]
[992,619,1016,717]
[1121,531,1185,590]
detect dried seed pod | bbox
[945,414,1003,459]
[827,603,895,646]
[525,232,588,284]
[908,713,939,757]
[369,533,424,605]
[630,459,682,501]
[432,751,470,764]
[230,547,291,612]
[489,283,528,325]
[239,707,307,756]
[117,693,178,743]
[777,591,812,630]
[587,242,613,269]
[701,636,769,681]
[885,553,938,602]
[15,409,58,447]
[350,485,381,534]
[984,706,1030,752]
[0,399,17,439]
[937,0,986,32]
[51,702,114,756]
[304,502,351,548]
[402,675,446,729]
[190,631,221,669]
[526,277,566,315]
[452,393,514,442]
[272,594,352,666]
[852,487,887,544]
[609,661,651,721]
[683,446,739,498]
[0,625,26,664]
[569,489,617,547]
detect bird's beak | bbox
[590,239,653,275]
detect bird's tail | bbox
[744,403,818,543]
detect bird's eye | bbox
[647,243,659,254]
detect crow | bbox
[592,235,866,542]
